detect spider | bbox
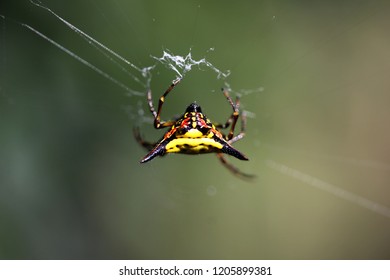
[134,78,253,178]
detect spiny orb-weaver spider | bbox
[134,78,253,178]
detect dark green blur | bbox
[1,0,390,259]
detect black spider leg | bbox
[133,78,182,161]
[149,78,181,129]
[217,110,254,179]
[133,127,156,151]
[216,88,254,179]
[216,153,254,179]
[229,110,247,144]
[214,88,240,140]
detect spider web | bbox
[2,0,390,218]
[1,0,390,260]
[12,1,243,118]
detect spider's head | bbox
[185,102,202,113]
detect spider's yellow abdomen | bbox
[165,137,223,154]
[134,78,253,178]
[177,128,204,138]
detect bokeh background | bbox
[1,0,390,259]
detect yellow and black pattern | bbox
[134,78,253,178]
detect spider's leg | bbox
[214,91,240,130]
[229,110,247,144]
[214,114,234,130]
[148,78,181,129]
[221,88,240,140]
[133,127,157,151]
[216,153,254,179]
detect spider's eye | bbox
[185,103,202,113]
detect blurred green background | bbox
[1,0,390,259]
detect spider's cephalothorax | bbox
[134,78,253,178]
